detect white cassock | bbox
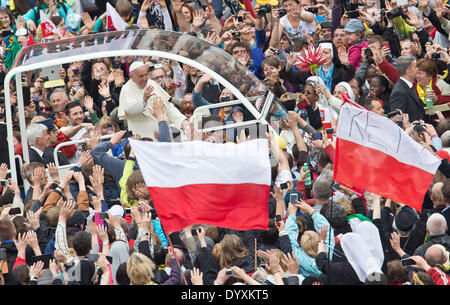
[118,78,186,140]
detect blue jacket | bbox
[23,2,74,24]
[285,212,335,278]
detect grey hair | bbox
[431,182,444,203]
[318,169,334,184]
[26,123,47,147]
[50,87,69,101]
[441,130,450,147]
[426,213,447,236]
[396,56,416,76]
[324,201,347,228]
[313,178,332,201]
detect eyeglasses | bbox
[304,90,314,95]
[334,34,346,37]
[233,49,247,55]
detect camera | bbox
[364,48,374,58]
[307,7,318,14]
[271,47,280,55]
[432,52,440,59]
[413,124,425,133]
[278,8,287,17]
[347,10,359,18]
[231,30,240,37]
[236,15,243,22]
[257,4,271,17]
[387,110,400,118]
[386,7,406,19]
[397,115,403,128]
[380,8,386,16]
[0,179,7,187]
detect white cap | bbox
[129,61,145,74]
[108,205,124,217]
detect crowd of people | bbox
[0,0,450,286]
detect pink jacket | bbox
[348,40,368,71]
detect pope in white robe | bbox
[118,61,187,140]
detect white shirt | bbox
[280,15,316,40]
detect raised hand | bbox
[149,96,165,121]
[58,200,76,223]
[97,223,109,245]
[281,252,299,275]
[82,12,97,31]
[192,10,206,29]
[190,267,204,285]
[133,182,150,202]
[0,163,8,180]
[114,69,125,87]
[26,208,42,231]
[98,83,110,98]
[29,261,45,280]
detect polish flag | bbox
[319,106,333,140]
[40,11,61,38]
[129,139,271,232]
[334,104,441,212]
[106,2,128,31]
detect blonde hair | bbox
[217,234,249,268]
[300,231,319,258]
[30,115,47,124]
[127,253,155,285]
[337,195,354,216]
[97,115,119,132]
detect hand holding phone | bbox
[401,257,416,266]
[31,254,52,269]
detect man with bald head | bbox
[431,182,446,213]
[118,61,187,140]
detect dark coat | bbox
[390,78,426,123]
[316,252,363,285]
[413,234,450,257]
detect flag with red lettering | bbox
[334,104,441,212]
[129,139,271,232]
[40,11,61,38]
[106,2,127,31]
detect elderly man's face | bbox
[130,66,149,89]
[50,91,67,113]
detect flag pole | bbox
[254,238,257,272]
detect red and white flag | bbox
[106,2,127,31]
[334,104,441,212]
[40,11,61,38]
[129,139,271,232]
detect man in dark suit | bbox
[27,119,69,165]
[27,120,69,166]
[390,56,427,123]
